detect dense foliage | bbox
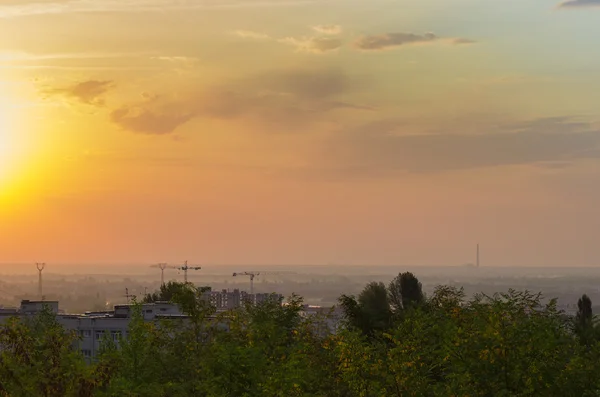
[2,275,600,396]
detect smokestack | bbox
[476,244,480,268]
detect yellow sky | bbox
[1,0,600,267]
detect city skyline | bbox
[1,0,600,266]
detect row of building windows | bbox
[79,329,123,341]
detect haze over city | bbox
[1,0,600,267]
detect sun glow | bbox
[0,97,30,196]
[0,106,16,184]
[0,110,12,173]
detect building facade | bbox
[0,294,339,362]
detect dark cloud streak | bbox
[324,117,600,173]
[559,0,600,7]
[355,32,439,51]
[42,80,114,106]
[109,69,368,135]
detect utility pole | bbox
[36,263,46,300]
[150,263,170,285]
[158,263,168,285]
[124,288,136,304]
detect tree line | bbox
[1,273,600,396]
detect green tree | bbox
[388,272,424,313]
[339,282,391,337]
[142,281,194,303]
[575,294,596,346]
[0,305,92,397]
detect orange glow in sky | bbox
[1,0,600,267]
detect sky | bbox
[1,0,600,267]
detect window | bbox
[80,330,92,338]
[146,309,153,314]
[111,331,122,342]
[95,331,105,340]
[160,308,167,312]
[81,349,92,358]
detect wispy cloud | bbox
[232,30,271,40]
[355,32,438,50]
[110,104,196,135]
[150,56,198,63]
[232,26,343,54]
[322,117,600,174]
[0,51,148,61]
[558,0,600,7]
[354,32,476,51]
[279,36,343,54]
[109,68,368,135]
[42,80,114,106]
[311,24,342,35]
[0,0,325,18]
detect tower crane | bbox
[232,271,295,294]
[232,272,259,294]
[176,261,201,284]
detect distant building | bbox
[202,289,284,311]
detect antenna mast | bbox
[36,263,46,300]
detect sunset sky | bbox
[1,0,600,267]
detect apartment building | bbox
[202,289,284,311]
[0,300,187,362]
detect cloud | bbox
[43,80,114,105]
[0,0,324,18]
[151,56,198,62]
[558,0,600,7]
[322,117,600,174]
[110,106,196,135]
[232,26,343,54]
[311,24,342,35]
[109,68,367,135]
[232,30,271,40]
[279,36,343,53]
[260,68,351,99]
[0,51,165,71]
[355,32,438,51]
[354,32,476,51]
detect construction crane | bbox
[176,261,201,284]
[232,271,297,294]
[150,263,170,285]
[232,272,259,294]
